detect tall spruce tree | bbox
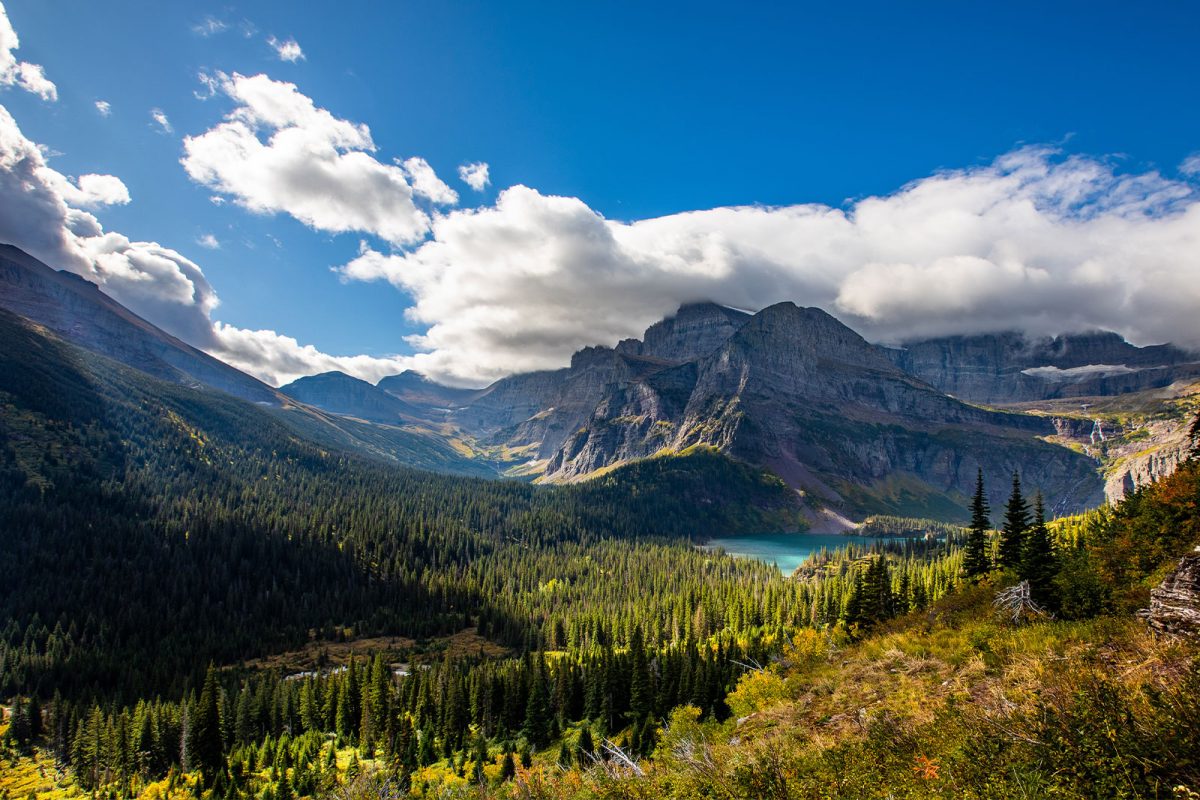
[998,472,1030,570]
[1020,492,1058,608]
[963,469,992,579]
[628,626,652,724]
[193,665,225,783]
[521,653,551,748]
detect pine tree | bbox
[27,695,43,743]
[636,716,657,757]
[521,654,551,748]
[999,472,1030,570]
[471,731,488,784]
[963,469,992,578]
[1020,492,1058,608]
[193,665,225,783]
[576,725,594,769]
[628,626,652,724]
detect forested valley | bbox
[3,308,1200,799]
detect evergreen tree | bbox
[628,626,652,724]
[471,731,488,784]
[963,469,992,578]
[636,716,657,757]
[521,654,551,748]
[999,472,1030,570]
[27,695,42,742]
[192,665,225,783]
[1020,492,1058,608]
[576,726,594,769]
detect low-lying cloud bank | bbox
[342,147,1200,385]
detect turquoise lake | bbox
[703,532,892,576]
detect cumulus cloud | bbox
[268,36,304,63]
[94,99,111,116]
[1182,153,1200,177]
[0,102,218,342]
[338,148,1200,386]
[40,170,131,208]
[0,2,56,101]
[196,233,220,249]
[210,323,410,386]
[150,108,172,133]
[458,161,489,191]
[182,72,433,245]
[399,156,458,204]
[0,101,412,386]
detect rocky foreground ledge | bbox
[1142,546,1200,638]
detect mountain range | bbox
[5,242,1198,523]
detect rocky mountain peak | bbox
[726,302,897,375]
[570,345,621,371]
[617,301,750,363]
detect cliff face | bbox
[445,303,753,462]
[886,331,1200,404]
[546,303,1104,519]
[1104,419,1195,503]
[0,244,279,405]
[616,302,750,362]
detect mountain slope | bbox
[0,243,498,476]
[547,303,1104,519]
[0,243,279,405]
[280,370,421,423]
[378,369,477,410]
[0,306,800,699]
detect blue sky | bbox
[2,1,1199,385]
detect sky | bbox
[1,1,1200,387]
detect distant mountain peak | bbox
[281,370,417,423]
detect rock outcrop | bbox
[886,331,1200,405]
[1142,548,1200,639]
[546,303,1104,519]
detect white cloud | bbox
[94,99,111,116]
[150,108,172,133]
[458,161,489,191]
[1182,153,1200,177]
[0,2,56,101]
[210,323,410,387]
[0,101,412,386]
[268,36,305,63]
[338,148,1200,386]
[196,233,220,249]
[39,170,131,208]
[399,156,458,205]
[194,71,219,100]
[182,72,432,245]
[192,15,228,36]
